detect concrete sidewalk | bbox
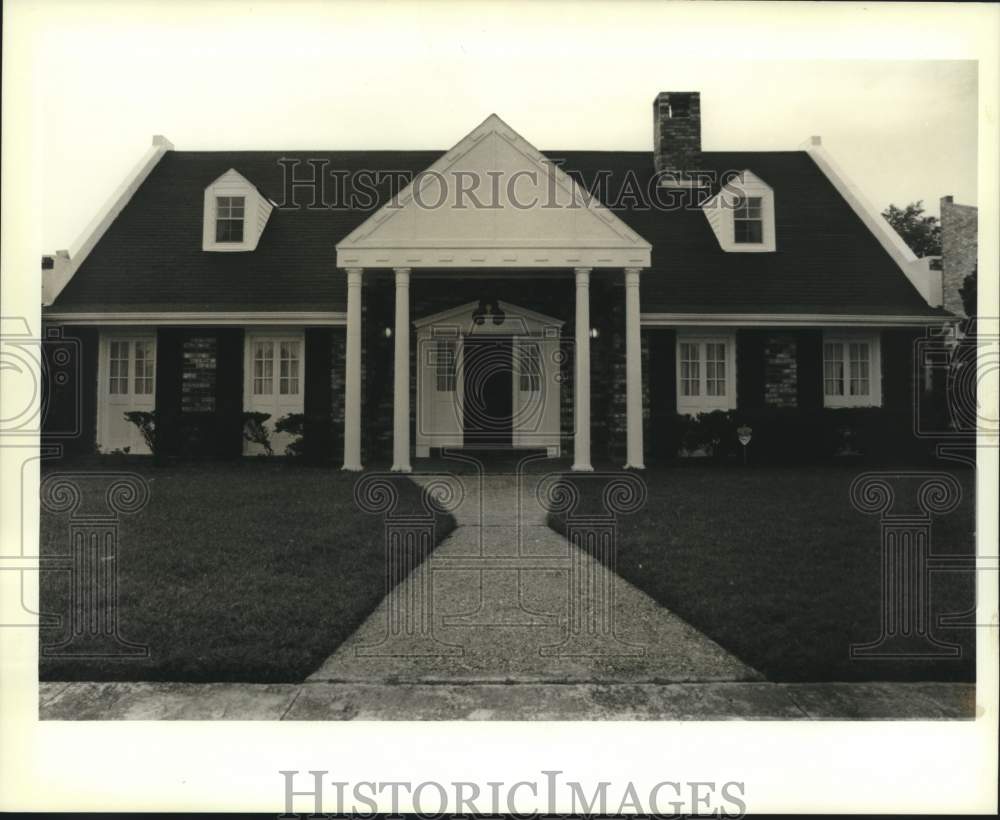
[309,473,758,684]
[39,680,976,720]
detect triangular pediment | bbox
[413,299,565,333]
[336,114,651,269]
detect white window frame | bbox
[702,170,776,253]
[202,169,273,252]
[432,338,457,393]
[675,330,737,414]
[822,331,882,408]
[246,335,303,401]
[215,195,246,243]
[733,195,764,245]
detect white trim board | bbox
[640,312,950,327]
[42,136,174,307]
[43,311,347,326]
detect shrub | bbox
[241,411,273,456]
[274,412,306,457]
[123,411,157,454]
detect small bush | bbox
[275,412,306,457]
[123,411,157,454]
[242,412,273,456]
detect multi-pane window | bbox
[679,342,701,397]
[133,341,155,395]
[433,339,456,392]
[519,341,541,392]
[677,336,734,412]
[849,343,870,396]
[279,341,301,395]
[108,339,154,396]
[215,196,245,243]
[733,196,763,244]
[252,341,274,395]
[823,335,880,407]
[823,343,845,396]
[109,341,130,394]
[705,342,727,396]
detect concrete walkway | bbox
[40,680,976,720]
[308,472,758,684]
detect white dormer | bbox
[202,169,273,252]
[702,170,776,253]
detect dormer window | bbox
[733,196,763,244]
[215,196,245,243]
[203,169,273,252]
[701,170,776,253]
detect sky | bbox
[16,1,980,251]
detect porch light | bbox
[589,327,599,339]
[384,326,392,339]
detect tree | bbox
[882,201,942,257]
[959,265,977,318]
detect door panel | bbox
[243,332,305,455]
[418,334,463,450]
[98,334,156,454]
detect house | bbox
[41,92,952,467]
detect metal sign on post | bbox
[737,425,752,465]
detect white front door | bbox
[243,332,305,455]
[97,332,156,454]
[414,301,562,457]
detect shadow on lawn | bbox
[39,459,455,683]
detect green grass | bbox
[39,459,455,682]
[548,464,976,682]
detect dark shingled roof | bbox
[48,148,946,317]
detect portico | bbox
[335,115,651,472]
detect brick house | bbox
[41,92,953,467]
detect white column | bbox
[391,268,412,473]
[572,268,593,471]
[624,267,645,469]
[342,267,364,471]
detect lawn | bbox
[548,464,976,682]
[39,459,455,682]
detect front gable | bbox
[336,115,651,269]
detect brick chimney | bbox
[939,195,977,317]
[653,91,701,180]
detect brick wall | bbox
[763,335,798,408]
[940,195,977,317]
[181,335,217,412]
